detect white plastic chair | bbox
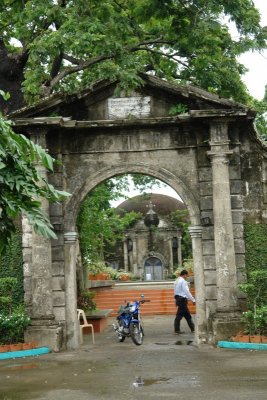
[77,308,95,344]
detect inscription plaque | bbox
[108,96,151,119]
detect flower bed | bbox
[232,333,267,344]
[0,341,38,353]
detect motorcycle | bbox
[112,294,149,345]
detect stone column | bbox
[24,129,62,352]
[188,225,207,343]
[123,239,129,272]
[132,235,138,276]
[64,232,80,349]
[207,121,239,313]
[177,234,182,266]
[168,237,173,271]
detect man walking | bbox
[174,269,195,334]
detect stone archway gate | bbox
[11,75,267,351]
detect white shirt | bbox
[174,276,195,303]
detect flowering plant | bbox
[0,310,31,344]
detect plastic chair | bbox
[77,308,95,344]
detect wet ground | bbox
[0,316,266,400]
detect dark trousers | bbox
[174,295,194,332]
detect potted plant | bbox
[117,270,133,281]
[87,261,111,280]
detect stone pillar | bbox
[208,122,239,311]
[132,235,138,276]
[64,231,80,349]
[177,234,182,266]
[207,121,241,341]
[188,225,207,343]
[123,239,129,272]
[168,237,173,271]
[24,130,62,352]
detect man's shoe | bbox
[175,331,184,334]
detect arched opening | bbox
[64,167,205,349]
[76,173,192,284]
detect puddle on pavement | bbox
[0,359,64,372]
[154,340,194,346]
[175,340,194,345]
[2,363,40,371]
[133,375,200,389]
[133,376,171,387]
[154,342,169,345]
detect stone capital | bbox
[64,231,78,243]
[207,150,233,162]
[188,225,203,238]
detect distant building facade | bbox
[107,193,187,280]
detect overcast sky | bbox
[240,0,267,99]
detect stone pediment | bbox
[10,74,253,123]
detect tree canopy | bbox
[1,0,267,113]
[0,104,69,254]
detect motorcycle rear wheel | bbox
[129,322,143,345]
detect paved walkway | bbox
[0,316,266,400]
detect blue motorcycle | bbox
[112,294,149,345]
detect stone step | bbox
[93,285,196,317]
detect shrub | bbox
[77,290,97,313]
[0,309,31,344]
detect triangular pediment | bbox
[10,74,251,122]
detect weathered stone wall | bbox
[15,77,267,348]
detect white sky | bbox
[239,0,267,99]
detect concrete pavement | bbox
[0,315,266,400]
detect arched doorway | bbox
[144,256,164,281]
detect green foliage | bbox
[87,261,109,276]
[77,290,97,314]
[0,110,70,254]
[250,97,267,140]
[169,103,188,116]
[239,224,267,334]
[1,0,266,105]
[167,209,192,260]
[241,306,267,336]
[243,223,267,278]
[0,277,18,314]
[0,310,31,344]
[77,176,144,264]
[0,230,24,307]
[0,263,30,344]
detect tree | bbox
[252,85,267,140]
[1,0,266,114]
[0,105,69,254]
[167,209,192,260]
[77,173,164,264]
[77,176,143,264]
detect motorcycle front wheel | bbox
[117,320,126,342]
[129,322,143,345]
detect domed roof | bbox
[116,193,186,216]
